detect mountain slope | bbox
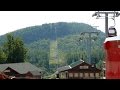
[0,22,105,45]
[0,22,106,75]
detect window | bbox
[79,73,83,77]
[118,45,120,48]
[4,70,10,72]
[74,73,78,77]
[95,73,99,77]
[109,29,115,34]
[60,72,66,79]
[90,73,94,77]
[80,66,83,69]
[83,66,89,69]
[84,73,89,77]
[69,73,73,77]
[80,65,89,69]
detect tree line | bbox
[0,34,27,63]
[0,22,106,76]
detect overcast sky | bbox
[0,11,120,36]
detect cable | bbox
[113,17,116,27]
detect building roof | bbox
[56,65,71,73]
[70,59,84,68]
[56,59,101,73]
[0,62,42,74]
[56,59,85,73]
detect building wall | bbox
[58,62,101,79]
[3,67,19,77]
[26,72,41,79]
[3,67,41,79]
[59,71,101,79]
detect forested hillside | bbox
[0,22,106,76]
[0,22,104,44]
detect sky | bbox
[0,11,120,36]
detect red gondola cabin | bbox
[104,36,120,79]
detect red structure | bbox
[104,36,120,79]
[0,72,9,79]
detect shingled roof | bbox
[56,65,71,74]
[56,59,84,73]
[70,60,84,68]
[0,62,42,74]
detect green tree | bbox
[3,34,27,63]
[0,47,7,63]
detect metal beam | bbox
[80,32,99,64]
[92,11,120,38]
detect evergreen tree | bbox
[3,34,27,63]
[0,47,7,63]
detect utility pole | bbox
[80,32,99,64]
[92,11,120,38]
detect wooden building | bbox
[0,62,42,79]
[0,72,10,79]
[55,60,101,79]
[102,61,106,79]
